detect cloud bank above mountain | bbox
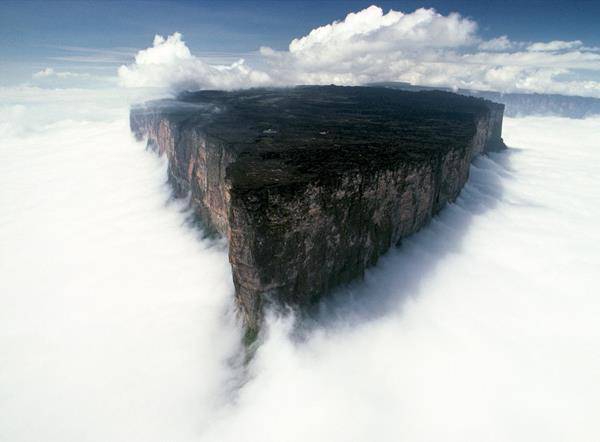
[117,5,600,98]
[117,33,271,92]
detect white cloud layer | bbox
[2,89,599,440]
[118,6,600,98]
[527,40,583,52]
[0,92,241,441]
[30,67,115,89]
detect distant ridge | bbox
[368,82,600,118]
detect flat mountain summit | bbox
[131,86,505,330]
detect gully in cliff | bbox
[130,85,506,333]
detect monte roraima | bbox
[130,85,505,331]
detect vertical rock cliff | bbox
[130,86,505,330]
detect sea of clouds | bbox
[0,91,241,441]
[1,85,599,442]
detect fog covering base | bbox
[0,90,599,441]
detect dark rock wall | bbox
[131,101,504,330]
[227,112,500,328]
[131,110,234,236]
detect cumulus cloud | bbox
[257,5,480,86]
[33,67,56,78]
[30,67,115,90]
[287,6,478,55]
[478,35,514,51]
[118,6,600,98]
[259,6,600,97]
[527,40,583,52]
[33,67,90,79]
[118,33,271,91]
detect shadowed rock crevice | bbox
[130,85,505,330]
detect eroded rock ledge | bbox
[130,86,505,330]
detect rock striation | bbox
[130,86,505,330]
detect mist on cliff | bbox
[1,88,599,441]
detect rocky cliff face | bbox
[131,86,505,330]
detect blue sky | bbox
[4,0,600,51]
[2,0,600,95]
[3,1,599,61]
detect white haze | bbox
[1,90,599,442]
